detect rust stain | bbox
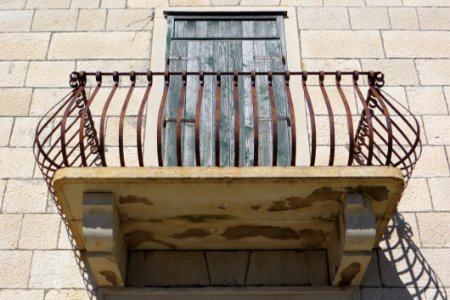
[221,225,327,245]
[119,195,153,206]
[171,228,211,239]
[346,186,388,202]
[174,214,234,223]
[268,187,342,212]
[99,270,118,286]
[126,230,177,249]
[338,262,361,286]
[298,229,328,247]
[251,204,261,211]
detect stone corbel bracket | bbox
[330,193,377,286]
[83,193,127,287]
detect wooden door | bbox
[161,14,293,167]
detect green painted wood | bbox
[266,39,291,166]
[164,16,289,167]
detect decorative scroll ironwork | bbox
[34,70,422,214]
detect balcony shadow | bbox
[363,212,447,300]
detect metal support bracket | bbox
[329,193,377,286]
[83,193,127,287]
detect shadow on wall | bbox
[361,213,447,300]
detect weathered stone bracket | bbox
[331,193,377,286]
[83,192,127,287]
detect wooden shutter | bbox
[162,14,292,167]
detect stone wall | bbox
[0,0,448,299]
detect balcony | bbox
[34,70,421,292]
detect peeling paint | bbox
[126,230,177,249]
[251,204,261,211]
[346,186,388,202]
[171,228,211,239]
[174,214,234,223]
[338,262,361,286]
[99,270,118,286]
[268,187,342,212]
[119,195,153,206]
[221,225,327,246]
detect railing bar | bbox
[215,72,221,167]
[284,72,296,166]
[335,72,355,166]
[60,85,84,167]
[302,72,316,166]
[319,71,335,166]
[99,71,119,167]
[176,72,187,167]
[137,72,153,167]
[119,72,136,167]
[371,125,406,163]
[368,73,393,165]
[233,71,240,167]
[195,72,204,166]
[267,72,278,166]
[353,71,374,165]
[79,76,101,167]
[251,72,259,166]
[157,72,170,167]
[79,71,382,77]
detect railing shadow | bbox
[368,212,447,300]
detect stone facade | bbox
[0,0,449,299]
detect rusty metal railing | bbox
[34,70,421,208]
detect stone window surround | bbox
[143,6,309,167]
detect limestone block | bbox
[323,0,364,6]
[101,0,126,8]
[0,0,26,9]
[349,8,390,29]
[0,62,29,87]
[388,8,419,30]
[0,214,22,249]
[10,117,42,147]
[29,88,70,116]
[26,0,70,8]
[418,8,450,30]
[26,61,76,88]
[211,0,240,5]
[0,290,44,299]
[416,213,450,248]
[71,0,100,8]
[106,9,154,31]
[44,289,90,300]
[423,116,450,145]
[240,0,280,5]
[2,180,48,212]
[32,9,78,31]
[48,32,151,59]
[0,88,32,115]
[413,146,449,177]
[403,0,450,5]
[19,214,61,249]
[421,248,450,287]
[416,59,450,85]
[397,178,432,212]
[383,31,450,58]
[301,31,384,58]
[298,8,350,30]
[366,0,402,5]
[406,87,447,115]
[77,9,106,31]
[127,0,168,7]
[281,0,322,5]
[29,250,85,288]
[0,250,32,288]
[428,178,450,211]
[0,118,13,146]
[76,60,150,74]
[360,59,418,86]
[0,10,33,32]
[0,33,50,60]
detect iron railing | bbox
[34,70,421,208]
